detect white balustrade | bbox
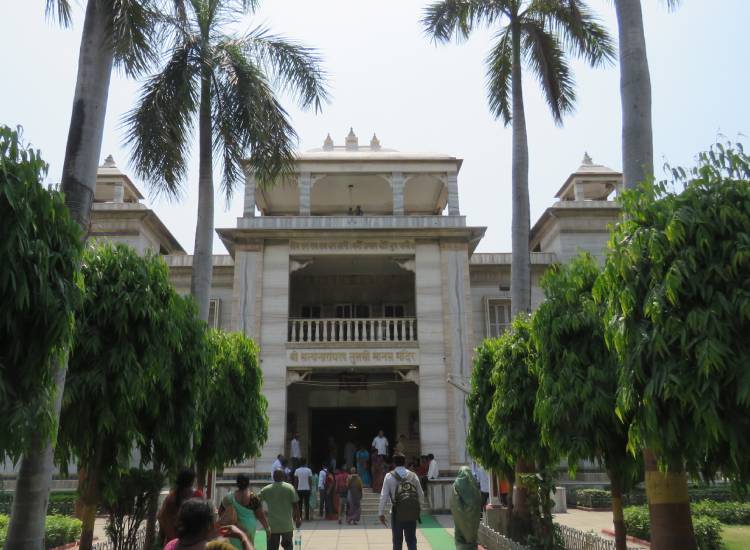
[288,318,417,343]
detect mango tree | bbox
[594,143,750,549]
[0,126,83,546]
[532,254,639,550]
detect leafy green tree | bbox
[56,243,189,550]
[194,331,268,487]
[423,0,614,317]
[532,254,639,550]
[595,143,750,550]
[613,0,680,189]
[467,339,514,482]
[137,295,213,550]
[0,126,84,547]
[125,0,328,323]
[488,316,552,543]
[8,2,167,544]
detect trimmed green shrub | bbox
[623,506,724,549]
[576,488,612,509]
[0,514,81,549]
[44,515,82,548]
[0,491,78,516]
[692,500,750,525]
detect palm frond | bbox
[533,0,615,67]
[521,19,575,124]
[238,27,329,112]
[485,29,513,125]
[422,0,507,43]
[211,41,297,197]
[123,40,200,199]
[45,0,72,27]
[109,0,161,76]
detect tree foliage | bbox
[488,316,548,467]
[594,142,750,484]
[467,339,513,480]
[0,125,83,459]
[195,331,268,477]
[533,254,638,485]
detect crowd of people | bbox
[152,430,493,550]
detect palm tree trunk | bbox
[643,449,696,550]
[5,357,67,549]
[609,473,627,550]
[190,66,215,322]
[6,3,114,545]
[510,20,531,317]
[614,0,654,189]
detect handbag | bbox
[218,494,238,526]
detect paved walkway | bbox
[252,514,456,550]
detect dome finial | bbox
[323,133,334,151]
[370,133,381,151]
[345,127,358,151]
[102,154,117,168]
[582,152,593,165]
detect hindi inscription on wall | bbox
[287,348,419,367]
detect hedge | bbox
[565,484,749,508]
[0,491,77,516]
[0,514,82,549]
[623,506,723,550]
[691,500,750,525]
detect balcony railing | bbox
[288,317,417,343]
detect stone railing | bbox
[555,525,620,550]
[91,528,146,550]
[288,317,417,343]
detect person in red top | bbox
[334,467,350,524]
[158,469,203,543]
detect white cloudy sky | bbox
[1,1,748,254]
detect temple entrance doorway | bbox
[309,407,396,471]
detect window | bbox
[208,298,220,329]
[383,304,405,318]
[301,305,322,319]
[486,299,511,338]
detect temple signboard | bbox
[287,347,419,367]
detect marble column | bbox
[299,172,311,215]
[391,172,405,215]
[243,166,256,217]
[415,242,450,467]
[440,242,474,467]
[447,173,460,216]
[231,244,263,338]
[256,243,291,472]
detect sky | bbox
[1,1,748,254]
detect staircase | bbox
[360,489,386,523]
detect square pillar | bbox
[391,172,405,215]
[447,173,460,215]
[243,166,256,217]
[299,172,311,215]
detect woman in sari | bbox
[355,445,371,487]
[218,474,270,548]
[371,451,385,493]
[346,468,363,525]
[450,466,482,550]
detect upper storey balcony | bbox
[237,129,465,231]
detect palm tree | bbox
[5,2,160,548]
[613,2,694,547]
[423,0,613,536]
[125,0,328,324]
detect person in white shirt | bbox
[472,463,490,510]
[290,433,302,469]
[271,454,284,477]
[372,430,389,457]
[294,458,313,521]
[378,454,424,550]
[427,454,439,480]
[317,466,328,518]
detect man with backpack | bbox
[378,453,424,550]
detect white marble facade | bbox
[80,132,622,476]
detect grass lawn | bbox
[722,524,750,550]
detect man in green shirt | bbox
[260,469,301,550]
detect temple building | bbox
[87,129,622,476]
